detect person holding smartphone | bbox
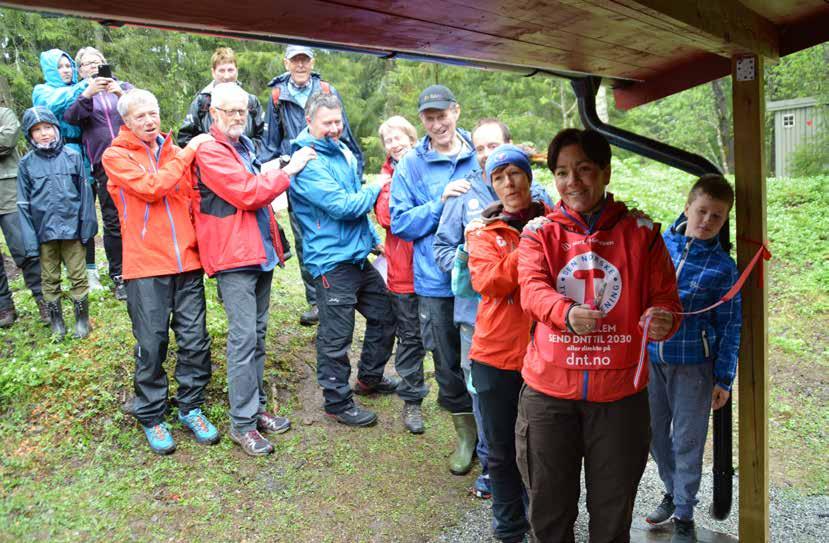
[65,47,134,300]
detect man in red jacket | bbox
[191,83,315,456]
[103,88,217,455]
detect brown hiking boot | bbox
[0,306,16,328]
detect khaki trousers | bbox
[40,240,88,302]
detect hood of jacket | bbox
[292,125,349,156]
[412,128,476,164]
[22,106,63,154]
[481,199,549,226]
[39,49,77,87]
[549,193,630,234]
[666,213,723,253]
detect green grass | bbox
[0,164,827,540]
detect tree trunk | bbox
[711,79,734,174]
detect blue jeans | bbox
[459,324,489,474]
[648,360,714,520]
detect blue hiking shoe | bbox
[472,473,492,499]
[178,408,220,445]
[142,422,176,455]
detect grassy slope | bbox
[0,163,826,541]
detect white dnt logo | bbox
[556,252,622,313]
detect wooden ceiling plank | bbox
[0,0,656,79]
[335,0,684,65]
[612,52,732,110]
[613,0,780,59]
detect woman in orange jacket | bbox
[465,144,550,543]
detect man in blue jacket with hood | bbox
[261,45,364,327]
[433,117,554,499]
[390,84,478,476]
[290,92,395,428]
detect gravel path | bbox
[430,460,829,542]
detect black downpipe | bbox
[571,77,722,176]
[570,76,733,520]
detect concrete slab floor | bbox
[630,519,738,542]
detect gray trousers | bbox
[126,270,212,427]
[217,269,273,432]
[288,206,316,306]
[418,296,472,413]
[648,361,714,520]
[0,211,42,308]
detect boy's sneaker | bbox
[353,375,400,395]
[142,422,176,455]
[472,473,492,499]
[178,408,220,445]
[646,493,675,525]
[229,427,273,457]
[671,518,696,543]
[257,411,291,434]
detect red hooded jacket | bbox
[518,194,682,402]
[374,156,415,294]
[190,125,289,277]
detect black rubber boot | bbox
[46,300,66,339]
[72,296,91,339]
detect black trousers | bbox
[417,295,472,413]
[93,165,123,280]
[126,270,212,426]
[472,361,528,542]
[0,210,42,306]
[516,385,650,543]
[389,292,429,403]
[314,261,395,414]
[84,180,97,266]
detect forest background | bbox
[0,8,826,177]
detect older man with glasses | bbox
[191,83,316,456]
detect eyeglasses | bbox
[287,56,312,66]
[214,107,247,118]
[81,60,103,67]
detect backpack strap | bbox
[271,86,281,106]
[320,81,331,94]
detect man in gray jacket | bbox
[0,105,45,327]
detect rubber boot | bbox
[72,296,91,339]
[46,299,66,339]
[449,412,477,475]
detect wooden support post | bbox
[731,53,769,542]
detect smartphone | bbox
[96,64,113,78]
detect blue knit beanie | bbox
[485,144,533,185]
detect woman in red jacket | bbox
[372,115,429,434]
[465,145,550,543]
[516,129,682,543]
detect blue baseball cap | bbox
[485,144,533,185]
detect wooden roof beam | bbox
[586,0,780,60]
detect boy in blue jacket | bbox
[17,107,97,339]
[646,174,741,542]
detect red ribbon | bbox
[636,241,772,386]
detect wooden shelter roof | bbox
[3,1,828,110]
